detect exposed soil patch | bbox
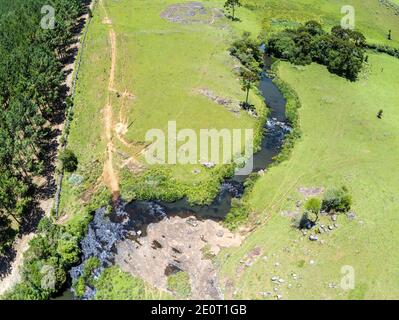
[115,215,242,299]
[0,233,34,296]
[160,2,222,25]
[298,187,324,198]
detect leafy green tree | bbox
[224,0,242,20]
[0,215,16,254]
[60,149,78,172]
[240,67,260,106]
[304,197,322,223]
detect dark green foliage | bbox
[0,0,85,253]
[0,215,16,253]
[72,257,101,298]
[230,32,263,107]
[266,23,366,81]
[322,186,352,213]
[4,217,82,300]
[60,149,78,172]
[224,0,242,20]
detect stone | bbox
[271,276,279,282]
[216,230,224,237]
[278,278,285,284]
[296,201,302,208]
[347,211,356,220]
[276,294,283,300]
[275,262,280,267]
[331,214,337,222]
[309,235,318,241]
[310,260,315,265]
[201,161,215,168]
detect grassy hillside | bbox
[219,53,399,299]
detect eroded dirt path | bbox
[0,233,34,296]
[102,26,120,200]
[100,0,142,198]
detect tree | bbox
[304,198,322,223]
[321,186,352,213]
[224,0,242,20]
[0,215,15,254]
[60,149,78,172]
[240,67,260,107]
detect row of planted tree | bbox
[0,0,86,253]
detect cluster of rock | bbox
[196,88,241,114]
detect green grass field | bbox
[59,0,399,300]
[59,0,265,217]
[241,0,399,48]
[219,53,399,299]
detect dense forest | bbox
[0,0,86,252]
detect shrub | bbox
[60,149,78,172]
[322,186,352,213]
[94,266,146,300]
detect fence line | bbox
[54,2,97,219]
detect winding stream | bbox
[62,57,291,299]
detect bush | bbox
[6,217,84,300]
[322,186,352,213]
[94,266,146,300]
[60,149,78,172]
[266,23,366,81]
[167,271,191,298]
[305,198,321,214]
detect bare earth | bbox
[0,233,34,296]
[115,215,242,299]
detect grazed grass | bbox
[240,0,399,48]
[219,53,399,299]
[59,0,265,215]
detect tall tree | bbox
[224,0,242,20]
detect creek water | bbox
[60,57,290,299]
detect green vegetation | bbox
[224,0,242,20]
[60,149,78,173]
[73,257,101,298]
[167,271,192,298]
[267,22,366,80]
[219,53,399,299]
[322,186,352,214]
[0,0,86,253]
[59,0,265,216]
[94,266,171,300]
[4,217,82,300]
